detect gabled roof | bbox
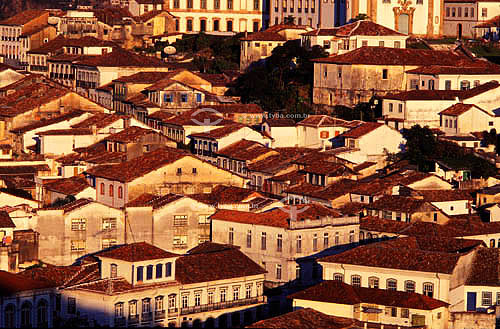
[0,9,47,26]
[384,81,500,101]
[125,193,184,208]
[71,113,128,129]
[176,242,266,284]
[0,270,54,296]
[189,124,254,140]
[162,108,233,126]
[104,126,166,143]
[406,61,500,75]
[217,139,275,161]
[85,147,189,182]
[0,211,15,228]
[439,103,491,117]
[112,71,174,84]
[341,122,384,139]
[289,281,448,310]
[301,161,356,177]
[313,47,472,66]
[240,31,287,41]
[189,185,263,205]
[210,204,342,229]
[41,198,94,213]
[10,110,86,134]
[135,10,174,23]
[97,242,178,262]
[302,20,406,37]
[17,262,100,289]
[417,189,474,202]
[366,195,435,213]
[466,248,500,286]
[43,176,91,195]
[75,47,169,67]
[286,179,358,201]
[297,115,355,128]
[319,238,463,274]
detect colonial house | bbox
[133,10,177,47]
[58,242,266,328]
[210,204,359,284]
[73,47,171,97]
[261,118,297,147]
[201,104,265,125]
[125,193,216,251]
[417,189,474,216]
[0,63,25,87]
[35,199,125,265]
[439,103,496,135]
[285,178,358,207]
[40,175,95,205]
[301,20,409,55]
[85,146,249,207]
[335,122,405,164]
[476,183,500,206]
[240,24,312,71]
[313,46,476,107]
[382,81,500,129]
[128,0,164,16]
[443,0,500,38]
[36,128,105,157]
[297,115,359,149]
[0,10,55,68]
[189,124,272,163]
[290,281,449,329]
[270,0,344,28]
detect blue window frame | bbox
[137,266,144,281]
[166,262,172,277]
[196,93,202,103]
[181,94,188,103]
[146,265,153,280]
[156,264,163,278]
[163,93,172,103]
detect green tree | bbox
[401,125,437,171]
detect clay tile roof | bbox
[163,109,233,126]
[286,179,358,201]
[264,118,296,127]
[0,85,69,118]
[342,122,383,138]
[0,270,54,295]
[417,189,474,202]
[41,198,94,213]
[320,237,462,274]
[366,195,432,213]
[406,61,500,75]
[210,204,341,229]
[43,175,91,195]
[189,124,246,139]
[240,31,287,41]
[313,47,472,66]
[298,115,353,127]
[0,9,47,26]
[385,81,500,101]
[176,242,266,284]
[112,71,174,84]
[439,103,491,117]
[303,20,406,37]
[98,242,178,262]
[75,47,169,67]
[466,248,500,286]
[354,161,377,171]
[289,281,448,310]
[135,10,173,23]
[189,185,263,205]
[247,308,360,329]
[217,139,275,161]
[126,193,184,208]
[104,126,162,143]
[148,110,177,121]
[0,211,15,228]
[85,147,188,182]
[37,128,92,136]
[28,34,67,54]
[10,110,86,134]
[17,262,100,288]
[0,165,50,175]
[71,113,127,129]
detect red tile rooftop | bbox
[302,20,405,37]
[342,122,383,139]
[97,242,178,262]
[43,175,90,195]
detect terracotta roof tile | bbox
[407,61,500,75]
[104,126,167,143]
[189,185,263,205]
[17,262,100,288]
[302,20,405,37]
[43,175,90,195]
[162,108,232,126]
[298,115,354,127]
[126,193,184,208]
[176,242,266,284]
[71,113,128,129]
[37,128,92,136]
[313,47,473,66]
[0,10,47,26]
[0,270,54,295]
[97,242,178,262]
[112,71,174,83]
[0,211,15,228]
[240,31,287,41]
[217,139,275,161]
[466,248,500,286]
[75,47,169,67]
[200,103,264,114]
[417,189,474,202]
[10,110,86,134]
[342,122,383,138]
[189,124,251,139]
[41,198,94,213]
[366,195,433,213]
[301,161,356,176]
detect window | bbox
[398,104,403,113]
[261,232,267,250]
[382,69,388,79]
[227,20,233,32]
[335,232,339,245]
[166,262,172,277]
[168,294,176,310]
[198,215,210,225]
[118,186,123,199]
[68,297,76,314]
[351,275,361,287]
[390,307,397,317]
[296,265,301,280]
[220,288,227,302]
[187,0,193,7]
[423,283,434,297]
[233,286,239,300]
[460,80,470,90]
[155,296,164,311]
[142,298,151,314]
[71,240,85,252]
[246,230,252,248]
[296,235,302,253]
[445,80,452,90]
[387,278,397,290]
[201,0,207,8]
[146,265,153,280]
[277,234,283,252]
[362,40,368,47]
[115,302,124,318]
[394,41,401,48]
[109,184,114,197]
[246,284,252,299]
[102,218,117,230]
[482,7,487,17]
[369,277,379,289]
[446,7,450,16]
[324,233,329,248]
[276,264,282,280]
[208,291,214,304]
[173,215,188,226]
[213,19,220,31]
[100,182,105,195]
[471,7,474,17]
[333,273,344,281]
[156,264,163,278]
[228,0,233,9]
[110,264,118,278]
[195,292,201,306]
[349,230,355,243]
[181,93,188,102]
[389,103,393,112]
[452,7,456,16]
[482,291,492,306]
[214,0,220,8]
[137,266,144,282]
[379,41,384,47]
[71,218,86,231]
[405,280,416,293]
[181,295,189,308]
[187,19,193,32]
[229,227,234,245]
[173,235,187,248]
[401,308,409,318]
[5,304,15,327]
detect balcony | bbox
[114,317,126,327]
[155,310,166,321]
[128,315,139,325]
[141,312,152,323]
[180,296,265,316]
[168,308,178,315]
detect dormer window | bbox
[156,264,163,278]
[166,262,172,277]
[137,266,144,282]
[146,265,154,280]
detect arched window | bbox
[368,276,379,289]
[367,232,372,239]
[5,304,15,328]
[423,282,434,297]
[387,278,397,290]
[37,299,48,326]
[118,186,123,199]
[109,184,114,197]
[405,280,416,293]
[333,273,344,281]
[351,275,361,287]
[21,302,32,328]
[100,182,105,195]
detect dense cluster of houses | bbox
[3,2,500,329]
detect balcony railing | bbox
[168,308,178,315]
[141,312,152,323]
[180,296,265,316]
[128,314,139,325]
[155,310,165,320]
